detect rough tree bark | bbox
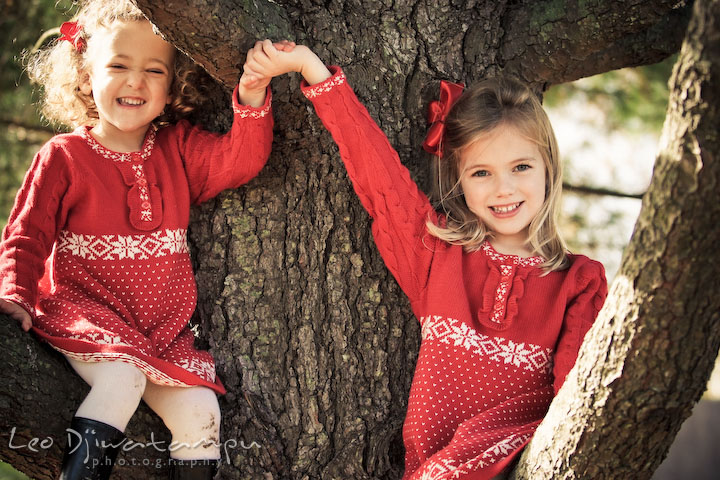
[0,1,707,479]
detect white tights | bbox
[67,358,221,460]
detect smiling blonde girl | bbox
[244,43,608,480]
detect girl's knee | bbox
[183,390,221,433]
[145,387,221,460]
[163,388,220,436]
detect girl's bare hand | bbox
[0,298,32,331]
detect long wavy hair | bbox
[426,76,569,272]
[26,0,208,130]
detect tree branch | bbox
[134,0,293,87]
[563,182,644,199]
[0,118,55,136]
[513,0,720,476]
[0,315,172,480]
[500,0,693,86]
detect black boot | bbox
[59,417,126,480]
[168,458,219,479]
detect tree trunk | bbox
[0,1,703,479]
[512,0,720,478]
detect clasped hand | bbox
[240,39,331,93]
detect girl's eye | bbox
[109,64,126,70]
[147,69,166,75]
[515,164,531,172]
[471,170,489,177]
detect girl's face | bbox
[81,20,174,149]
[458,124,546,255]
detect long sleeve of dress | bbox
[302,67,439,301]
[552,259,608,394]
[0,143,74,316]
[177,85,274,204]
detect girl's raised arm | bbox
[173,86,273,205]
[257,44,440,301]
[175,43,284,205]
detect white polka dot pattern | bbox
[34,228,218,390]
[1,97,274,398]
[402,318,555,479]
[412,431,532,480]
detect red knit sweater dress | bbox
[0,87,273,395]
[302,68,608,479]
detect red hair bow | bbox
[59,21,86,52]
[422,80,465,157]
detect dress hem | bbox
[32,327,226,395]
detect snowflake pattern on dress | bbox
[176,357,216,382]
[57,229,190,261]
[86,331,124,345]
[415,458,457,480]
[468,432,531,472]
[421,315,552,373]
[420,432,531,478]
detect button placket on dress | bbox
[478,243,544,330]
[80,125,162,230]
[131,155,153,222]
[489,264,516,326]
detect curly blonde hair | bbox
[26,0,207,130]
[426,76,569,272]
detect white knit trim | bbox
[489,265,514,325]
[176,357,216,380]
[57,229,189,261]
[233,100,271,118]
[303,71,347,99]
[420,315,552,373]
[131,163,153,221]
[481,242,544,267]
[80,125,156,163]
[54,347,197,387]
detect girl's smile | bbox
[117,97,146,106]
[489,201,523,215]
[459,124,546,256]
